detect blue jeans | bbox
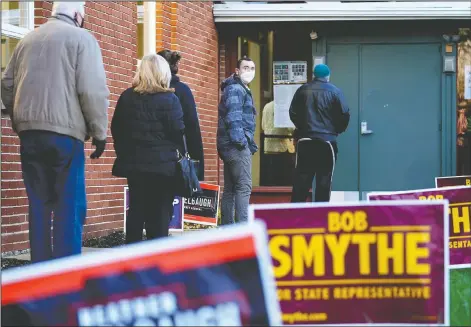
[19,130,86,263]
[219,147,252,225]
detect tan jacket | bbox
[1,16,109,141]
[261,101,295,153]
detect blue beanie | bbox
[314,64,330,78]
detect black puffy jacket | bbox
[289,78,350,142]
[170,75,204,180]
[111,88,184,178]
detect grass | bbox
[450,268,471,326]
[82,231,125,248]
[1,258,30,270]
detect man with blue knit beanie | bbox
[289,64,350,202]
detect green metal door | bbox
[327,44,360,192]
[359,44,442,195]
[326,42,442,197]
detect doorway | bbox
[327,42,442,198]
[239,36,263,187]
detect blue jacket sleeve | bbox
[223,85,248,148]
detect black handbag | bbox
[175,134,202,197]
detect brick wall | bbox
[155,2,174,51]
[1,1,137,253]
[156,2,220,185]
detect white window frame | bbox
[1,2,35,39]
[1,2,34,111]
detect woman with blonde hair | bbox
[111,53,184,244]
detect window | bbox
[1,36,19,74]
[1,1,34,111]
[1,1,34,38]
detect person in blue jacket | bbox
[217,57,258,225]
[158,50,204,181]
[289,64,350,202]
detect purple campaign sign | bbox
[249,201,449,326]
[435,175,471,188]
[368,186,471,268]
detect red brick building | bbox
[3,1,470,254]
[1,1,221,254]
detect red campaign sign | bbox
[249,201,449,326]
[435,175,471,188]
[368,186,471,269]
[1,222,282,326]
[183,183,220,226]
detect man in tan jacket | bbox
[1,1,109,263]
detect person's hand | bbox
[90,138,106,159]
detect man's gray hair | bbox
[52,2,85,18]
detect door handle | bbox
[361,121,374,135]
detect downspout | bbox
[143,1,156,55]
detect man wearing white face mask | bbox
[217,56,258,225]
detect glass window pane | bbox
[1,36,19,73]
[1,1,31,29]
[1,36,19,111]
[260,134,296,186]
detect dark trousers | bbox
[19,130,86,263]
[291,138,338,203]
[126,175,174,244]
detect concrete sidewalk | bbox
[4,230,211,262]
[5,247,104,262]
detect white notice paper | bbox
[465,65,471,100]
[274,84,302,128]
[313,56,325,69]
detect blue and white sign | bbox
[169,196,184,232]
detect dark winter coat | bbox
[111,88,184,178]
[170,75,204,180]
[289,78,350,142]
